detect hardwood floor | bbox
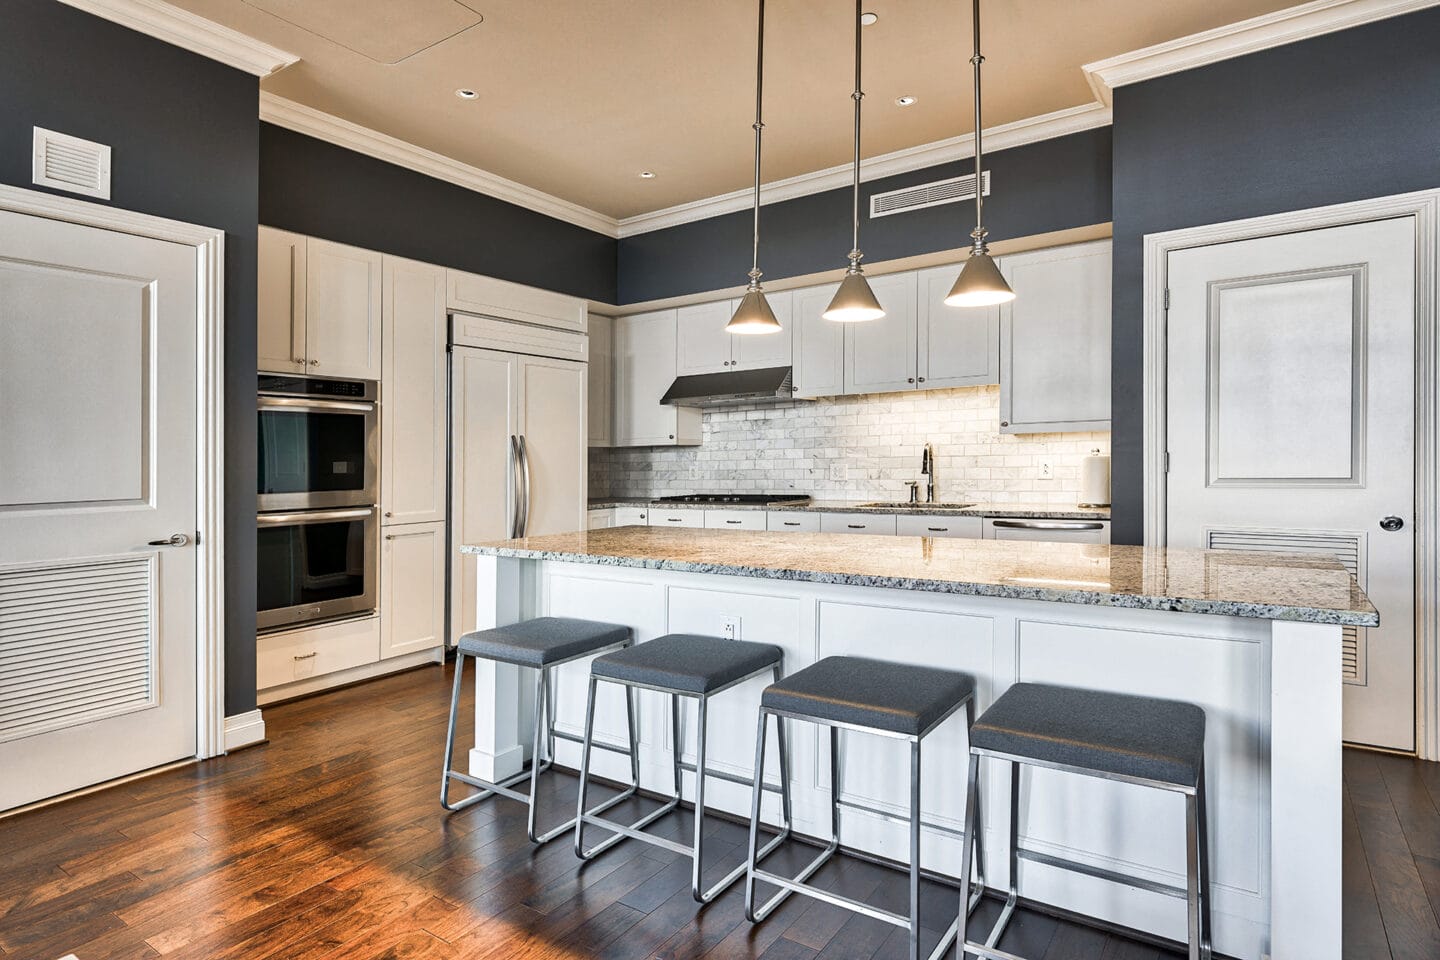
[0,663,1433,960]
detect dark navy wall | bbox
[1,0,261,715]
[618,126,1112,304]
[1109,6,1440,544]
[260,123,617,304]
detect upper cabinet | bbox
[844,273,920,394]
[258,228,381,379]
[793,284,844,398]
[587,313,614,447]
[612,309,701,447]
[381,256,447,525]
[675,292,793,376]
[917,263,1000,389]
[447,269,586,333]
[999,240,1111,434]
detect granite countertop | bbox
[588,497,1110,521]
[463,526,1377,627]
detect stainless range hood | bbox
[660,366,800,407]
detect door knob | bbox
[147,533,191,547]
[1380,516,1405,532]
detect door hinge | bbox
[1165,451,1171,473]
[1163,288,1171,311]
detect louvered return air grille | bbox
[32,127,112,200]
[0,557,157,744]
[870,171,989,219]
[1206,528,1366,684]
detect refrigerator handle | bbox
[517,435,532,537]
[508,435,521,539]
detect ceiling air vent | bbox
[32,127,111,200]
[870,170,988,219]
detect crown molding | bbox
[258,93,621,237]
[57,0,298,77]
[1082,0,1440,105]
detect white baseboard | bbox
[223,709,266,751]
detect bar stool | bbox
[958,682,1211,960]
[574,634,791,903]
[441,616,640,844]
[745,656,985,960]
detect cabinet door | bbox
[676,300,735,375]
[614,506,650,525]
[587,508,616,530]
[819,513,898,535]
[767,511,820,532]
[917,263,999,389]
[517,355,587,538]
[613,310,699,445]
[649,509,705,528]
[844,273,919,394]
[793,285,845,398]
[381,257,447,525]
[380,521,445,659]
[703,509,767,531]
[587,313,614,447]
[895,514,982,538]
[732,289,794,371]
[999,241,1111,433]
[257,226,306,373]
[306,238,382,379]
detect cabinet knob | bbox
[384,511,393,518]
[668,434,674,440]
[309,359,320,366]
[1000,420,1009,427]
[918,377,926,383]
[907,378,915,384]
[293,358,305,366]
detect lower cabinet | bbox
[587,508,616,529]
[381,521,446,659]
[613,506,650,525]
[257,615,379,691]
[767,511,821,532]
[895,514,982,538]
[819,513,898,536]
[649,509,705,528]
[703,509,767,531]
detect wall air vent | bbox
[869,170,989,219]
[32,127,111,200]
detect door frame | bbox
[1141,188,1440,759]
[0,184,228,760]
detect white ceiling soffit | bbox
[56,0,298,76]
[1082,0,1440,105]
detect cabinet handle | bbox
[667,517,683,522]
[293,651,317,661]
[783,522,801,526]
[927,527,948,532]
[385,534,395,540]
[725,520,742,525]
[847,524,866,529]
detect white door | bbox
[305,238,381,379]
[517,355,587,537]
[844,272,919,394]
[380,521,445,659]
[793,284,844,398]
[917,263,999,389]
[0,210,199,810]
[1166,218,1416,750]
[613,310,681,445]
[256,226,306,374]
[732,290,794,371]
[676,300,734,376]
[381,256,447,525]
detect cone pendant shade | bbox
[726,287,783,334]
[945,250,1014,307]
[823,270,886,323]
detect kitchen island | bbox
[462,527,1376,960]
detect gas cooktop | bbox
[653,493,811,506]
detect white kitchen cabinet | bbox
[819,513,898,536]
[305,238,382,380]
[793,284,845,398]
[612,310,701,446]
[844,272,920,395]
[767,511,821,532]
[732,290,794,371]
[257,226,307,373]
[916,263,1000,389]
[983,516,1110,543]
[380,521,445,659]
[257,615,379,692]
[676,293,794,376]
[649,509,705,528]
[381,256,447,526]
[587,508,616,529]
[446,268,587,332]
[703,509,767,531]
[895,514,982,538]
[587,313,614,446]
[614,506,650,525]
[999,240,1111,433]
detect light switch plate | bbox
[1039,461,1053,480]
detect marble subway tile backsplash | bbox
[590,385,1109,505]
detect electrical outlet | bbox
[719,616,741,641]
[1039,461,1054,480]
[829,463,848,482]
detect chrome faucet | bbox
[920,443,935,503]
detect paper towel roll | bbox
[1080,452,1111,507]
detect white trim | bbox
[1141,187,1440,760]
[224,710,266,750]
[259,93,618,237]
[1082,0,1440,105]
[615,103,1112,238]
[56,0,298,77]
[0,183,228,763]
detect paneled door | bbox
[0,209,199,810]
[1166,217,1416,750]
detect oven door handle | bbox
[517,435,532,538]
[257,396,376,413]
[257,507,375,526]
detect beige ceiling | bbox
[173,0,1299,220]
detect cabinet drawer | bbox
[613,507,649,525]
[983,517,1111,543]
[703,509,767,531]
[820,513,898,536]
[767,511,821,533]
[896,514,982,538]
[258,616,379,691]
[649,510,705,528]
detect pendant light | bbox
[945,0,1015,308]
[726,0,783,335]
[823,1,885,323]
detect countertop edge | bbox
[588,498,1111,520]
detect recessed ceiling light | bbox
[454,88,478,100]
[639,170,656,179]
[895,95,917,107]
[860,12,878,25]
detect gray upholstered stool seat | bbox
[761,656,977,737]
[458,616,632,669]
[970,682,1205,786]
[592,634,783,694]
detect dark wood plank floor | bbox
[0,662,1434,960]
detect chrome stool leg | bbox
[908,737,923,960]
[1197,757,1213,960]
[441,650,531,812]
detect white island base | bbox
[466,551,1344,960]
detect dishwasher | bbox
[982,517,1111,544]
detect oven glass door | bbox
[257,508,377,631]
[258,397,377,511]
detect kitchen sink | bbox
[857,501,977,510]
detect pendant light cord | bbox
[748,0,766,286]
[970,0,987,252]
[847,0,864,271]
